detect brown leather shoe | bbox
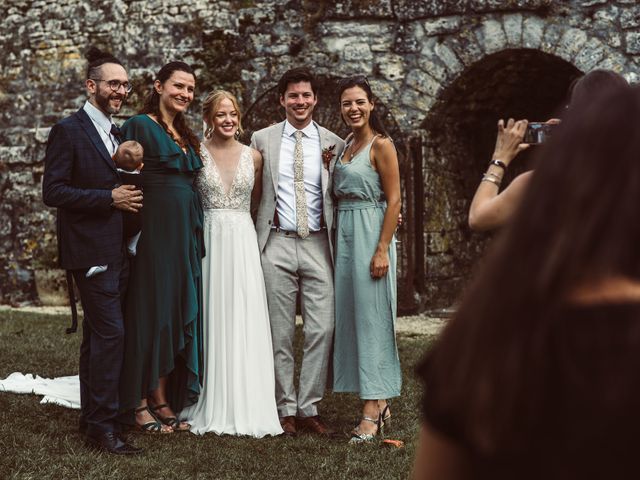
[296,415,336,436]
[279,416,297,437]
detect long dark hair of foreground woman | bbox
[416,84,640,476]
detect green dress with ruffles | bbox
[119,114,204,414]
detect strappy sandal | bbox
[349,415,380,443]
[150,403,191,432]
[133,406,173,434]
[380,404,391,426]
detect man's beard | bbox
[94,86,122,115]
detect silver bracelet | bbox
[481,174,501,187]
[484,171,502,181]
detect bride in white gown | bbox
[0,91,282,438]
[178,90,282,437]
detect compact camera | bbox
[524,122,555,144]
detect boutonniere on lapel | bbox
[322,145,336,170]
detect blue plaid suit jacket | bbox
[43,108,124,270]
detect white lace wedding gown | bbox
[179,144,282,437]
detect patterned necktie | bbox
[293,130,310,239]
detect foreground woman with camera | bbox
[414,83,640,478]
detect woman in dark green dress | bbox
[120,61,203,433]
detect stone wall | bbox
[1,0,639,309]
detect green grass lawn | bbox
[0,310,434,479]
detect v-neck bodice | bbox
[196,144,254,211]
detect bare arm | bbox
[468,118,529,231]
[250,147,263,221]
[412,423,471,480]
[370,136,401,279]
[468,171,532,231]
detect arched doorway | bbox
[416,48,582,309]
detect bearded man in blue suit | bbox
[42,48,143,455]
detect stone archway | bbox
[395,14,640,311]
[416,48,581,308]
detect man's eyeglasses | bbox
[91,78,133,93]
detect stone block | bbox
[343,43,373,61]
[376,54,405,82]
[393,22,423,54]
[426,232,451,255]
[594,51,628,73]
[417,52,450,84]
[447,29,483,67]
[622,70,639,84]
[573,37,606,72]
[323,37,352,54]
[579,0,607,6]
[474,18,507,54]
[620,6,640,29]
[555,28,588,62]
[0,146,30,165]
[540,23,564,55]
[400,88,436,115]
[625,32,640,54]
[522,15,544,49]
[433,41,464,76]
[335,21,394,37]
[422,16,462,36]
[592,4,620,26]
[502,13,523,47]
[405,69,441,97]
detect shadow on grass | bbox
[0,310,436,480]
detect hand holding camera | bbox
[492,118,530,167]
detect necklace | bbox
[349,135,373,159]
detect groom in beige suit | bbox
[251,67,345,436]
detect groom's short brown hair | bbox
[277,67,318,98]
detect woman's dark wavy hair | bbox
[338,76,388,137]
[421,83,640,453]
[140,61,199,154]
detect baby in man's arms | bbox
[113,140,143,257]
[85,140,144,277]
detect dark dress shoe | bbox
[279,416,297,436]
[80,424,131,443]
[296,415,337,437]
[85,431,144,455]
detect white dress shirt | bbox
[277,121,323,232]
[83,101,118,156]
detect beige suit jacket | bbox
[251,120,345,259]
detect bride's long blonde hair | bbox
[202,90,244,138]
